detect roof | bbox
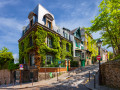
[70,27,79,35]
[63,27,70,32]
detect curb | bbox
[0,84,53,89]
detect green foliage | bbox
[19,26,72,66]
[0,47,18,70]
[112,55,120,61]
[8,60,19,70]
[70,61,79,67]
[19,31,35,63]
[88,0,120,56]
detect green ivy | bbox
[19,26,72,66]
[19,31,35,63]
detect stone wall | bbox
[16,69,38,83]
[101,59,120,89]
[0,69,14,84]
[38,72,65,81]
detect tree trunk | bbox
[113,47,116,57]
[117,45,120,55]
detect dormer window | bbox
[30,19,33,27]
[28,12,36,28]
[47,21,51,29]
[43,14,54,30]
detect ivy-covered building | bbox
[18,4,72,69]
[80,28,98,65]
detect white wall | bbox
[37,4,56,29]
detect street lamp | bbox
[97,39,102,85]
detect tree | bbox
[88,0,120,56]
[0,47,19,70]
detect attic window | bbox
[43,14,54,29]
[30,19,33,27]
[47,21,51,29]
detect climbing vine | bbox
[19,26,72,66]
[19,31,35,63]
[86,34,98,59]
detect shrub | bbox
[70,61,79,67]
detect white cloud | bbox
[0,17,23,31]
[0,0,19,8]
[0,17,26,56]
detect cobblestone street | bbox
[10,64,99,90]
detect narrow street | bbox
[19,64,99,90]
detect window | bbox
[63,31,68,39]
[81,41,83,44]
[21,43,24,52]
[75,51,80,57]
[47,21,51,29]
[60,41,62,48]
[76,30,81,39]
[47,37,53,48]
[30,54,35,66]
[66,43,69,52]
[81,52,85,59]
[75,40,79,48]
[29,36,33,47]
[30,19,33,27]
[46,55,53,65]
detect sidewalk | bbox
[0,64,99,89]
[0,71,72,89]
[85,73,118,90]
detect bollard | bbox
[68,72,69,76]
[59,66,60,75]
[45,68,46,80]
[94,74,96,88]
[7,78,8,87]
[68,72,70,76]
[32,78,33,86]
[5,79,6,85]
[57,72,58,81]
[13,79,14,87]
[89,71,90,82]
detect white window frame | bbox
[46,55,53,65]
[47,37,52,48]
[30,54,35,66]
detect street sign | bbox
[58,61,61,64]
[97,55,101,60]
[19,64,23,70]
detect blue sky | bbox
[0,0,112,59]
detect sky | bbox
[0,0,112,59]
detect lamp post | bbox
[97,39,102,85]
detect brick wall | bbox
[101,59,120,89]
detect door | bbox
[81,60,85,67]
[67,60,69,71]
